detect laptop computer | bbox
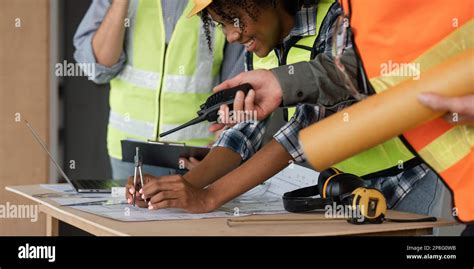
[25,120,126,193]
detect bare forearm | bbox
[207,139,292,209]
[92,0,129,67]
[183,147,242,189]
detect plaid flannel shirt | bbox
[213,2,427,209]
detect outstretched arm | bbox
[140,139,292,213]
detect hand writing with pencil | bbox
[126,174,216,213]
[125,174,156,208]
[140,175,216,213]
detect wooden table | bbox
[6,184,456,236]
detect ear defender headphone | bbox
[283,168,437,225]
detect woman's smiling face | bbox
[207,5,292,58]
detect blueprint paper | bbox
[71,204,231,221]
[67,164,319,222]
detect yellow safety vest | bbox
[108,0,226,159]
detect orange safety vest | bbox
[340,0,474,222]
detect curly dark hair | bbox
[200,0,307,51]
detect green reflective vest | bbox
[249,0,415,177]
[108,0,226,159]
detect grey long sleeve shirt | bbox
[272,50,361,107]
[73,0,244,84]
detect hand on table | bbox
[140,175,215,213]
[125,174,157,208]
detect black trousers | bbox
[461,223,474,236]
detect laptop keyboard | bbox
[75,179,125,190]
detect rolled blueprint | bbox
[299,49,474,171]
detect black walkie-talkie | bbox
[159,83,252,138]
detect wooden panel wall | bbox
[0,0,50,235]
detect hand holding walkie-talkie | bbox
[159,83,252,138]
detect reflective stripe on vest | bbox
[116,65,160,90]
[107,0,226,159]
[340,0,474,221]
[109,110,155,138]
[250,0,415,177]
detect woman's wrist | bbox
[112,0,130,8]
[110,0,130,20]
[203,186,221,212]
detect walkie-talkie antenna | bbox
[159,84,252,138]
[159,116,206,138]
